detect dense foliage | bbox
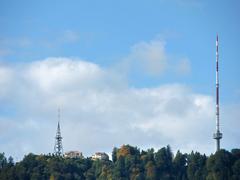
[0,145,240,180]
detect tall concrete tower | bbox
[54,108,63,156]
[213,34,222,152]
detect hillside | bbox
[0,145,240,179]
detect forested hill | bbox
[0,145,240,180]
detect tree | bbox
[7,156,14,167]
[113,156,127,179]
[112,147,118,163]
[145,161,157,180]
[155,145,173,179]
[231,149,240,162]
[1,146,240,180]
[0,153,7,169]
[207,150,234,180]
[232,159,240,180]
[187,151,207,180]
[173,151,187,180]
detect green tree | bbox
[231,149,240,179]
[232,159,240,180]
[113,156,127,179]
[187,151,207,180]
[155,145,173,179]
[1,146,240,180]
[0,153,7,169]
[207,149,234,180]
[112,147,118,163]
[7,156,14,167]
[173,151,187,180]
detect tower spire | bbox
[54,108,63,156]
[213,34,222,152]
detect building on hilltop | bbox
[91,152,109,161]
[64,151,83,159]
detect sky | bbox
[0,0,239,160]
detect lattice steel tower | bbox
[54,108,63,156]
[213,34,223,152]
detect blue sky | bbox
[0,0,239,159]
[1,0,239,96]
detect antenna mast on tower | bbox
[54,108,63,156]
[213,34,223,152]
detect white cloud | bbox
[123,38,192,77]
[25,57,104,93]
[0,57,238,160]
[128,40,168,75]
[221,103,240,150]
[0,65,14,98]
[175,57,191,75]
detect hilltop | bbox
[1,145,240,179]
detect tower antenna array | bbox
[54,108,63,156]
[213,34,223,152]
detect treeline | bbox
[0,145,240,180]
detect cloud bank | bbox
[1,56,235,160]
